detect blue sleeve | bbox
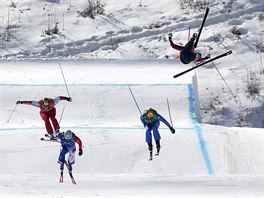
[156,113,172,129]
[140,115,146,126]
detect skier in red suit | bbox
[16,96,72,135]
[168,32,210,64]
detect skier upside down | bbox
[168,32,210,64]
[170,7,232,78]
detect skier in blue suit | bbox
[140,108,175,160]
[53,130,83,172]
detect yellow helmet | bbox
[43,98,50,108]
[146,108,156,119]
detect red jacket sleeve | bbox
[169,40,184,51]
[74,136,83,150]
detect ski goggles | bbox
[146,111,154,118]
[43,99,50,107]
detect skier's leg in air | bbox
[147,142,153,153]
[155,140,161,155]
[147,142,153,160]
[152,125,161,155]
[58,146,68,168]
[67,146,76,172]
[60,163,64,171]
[146,127,153,160]
[49,108,60,132]
[40,112,53,135]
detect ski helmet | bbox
[64,130,73,140]
[146,108,155,119]
[43,98,50,108]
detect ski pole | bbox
[128,86,142,115]
[59,63,71,98]
[59,107,65,125]
[212,62,238,103]
[7,104,17,122]
[167,98,174,128]
[188,25,191,41]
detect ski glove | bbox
[78,149,83,156]
[67,97,72,102]
[168,33,173,40]
[16,100,23,104]
[170,127,175,134]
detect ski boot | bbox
[49,134,57,140]
[50,129,60,140]
[60,163,64,171]
[204,53,211,60]
[148,142,153,161]
[149,151,153,161]
[155,140,161,156]
[192,33,198,40]
[66,161,73,173]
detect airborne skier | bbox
[169,7,232,78]
[16,96,72,137]
[168,7,210,65]
[140,108,175,161]
[168,32,210,64]
[53,130,83,184]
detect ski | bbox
[173,50,232,78]
[45,133,58,140]
[45,133,51,138]
[194,7,210,48]
[69,172,76,185]
[40,137,60,142]
[65,161,76,184]
[40,133,59,142]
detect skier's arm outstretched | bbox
[16,96,72,107]
[53,96,72,105]
[16,100,40,107]
[156,113,175,134]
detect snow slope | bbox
[1,60,263,197]
[0,0,263,127]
